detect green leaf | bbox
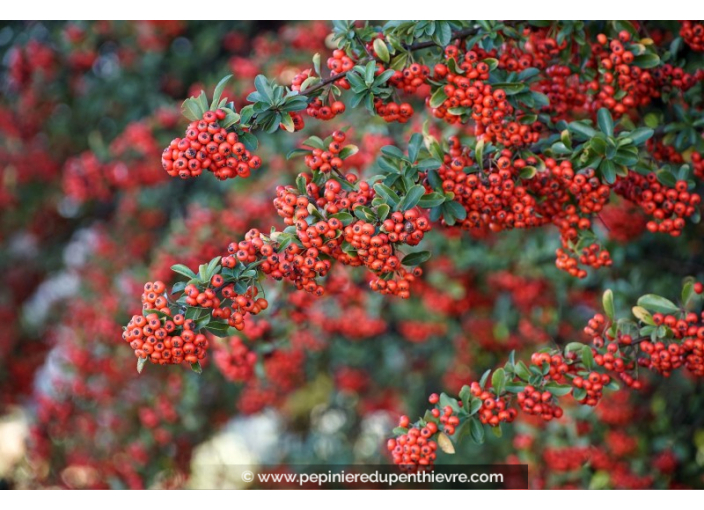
[565,342,586,353]
[442,200,467,225]
[171,281,187,295]
[517,67,540,80]
[475,139,485,170]
[633,53,660,69]
[401,251,431,267]
[205,256,222,281]
[637,294,681,315]
[191,361,203,374]
[364,61,376,86]
[373,38,390,63]
[239,132,259,152]
[551,142,572,155]
[514,361,531,381]
[603,289,615,320]
[339,145,359,159]
[418,192,446,209]
[137,357,148,374]
[397,185,426,211]
[287,148,310,160]
[429,87,448,108]
[581,345,595,370]
[484,58,499,71]
[408,133,423,163]
[479,369,491,389]
[376,203,391,222]
[627,127,654,146]
[171,264,197,280]
[545,382,573,397]
[435,21,452,47]
[239,105,255,125]
[656,170,677,187]
[568,121,598,139]
[381,145,406,160]
[469,398,482,415]
[346,71,367,92]
[573,387,587,401]
[330,211,355,226]
[417,159,442,171]
[492,368,506,395]
[254,75,274,104]
[644,113,660,129]
[459,385,471,413]
[185,307,208,321]
[469,418,485,444]
[597,108,614,137]
[519,166,537,179]
[606,380,620,391]
[210,75,232,110]
[505,383,526,393]
[682,281,696,309]
[491,83,526,95]
[302,136,326,150]
[374,69,395,87]
[196,91,209,115]
[560,129,572,149]
[279,112,295,132]
[439,392,461,413]
[373,183,401,208]
[389,52,409,71]
[612,149,639,167]
[204,321,230,337]
[220,108,240,129]
[353,205,376,222]
[601,159,617,184]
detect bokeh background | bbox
[1,20,704,489]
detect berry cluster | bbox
[680,21,704,52]
[389,63,430,94]
[431,47,542,147]
[588,32,704,117]
[638,306,704,377]
[224,228,329,296]
[468,383,519,426]
[615,173,700,236]
[303,131,346,173]
[555,243,612,280]
[344,218,423,299]
[326,49,354,88]
[161,110,261,180]
[123,309,208,366]
[373,99,414,123]
[516,385,563,421]
[386,416,438,471]
[307,98,346,121]
[572,371,612,406]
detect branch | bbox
[301,26,477,97]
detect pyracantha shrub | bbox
[4,20,704,489]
